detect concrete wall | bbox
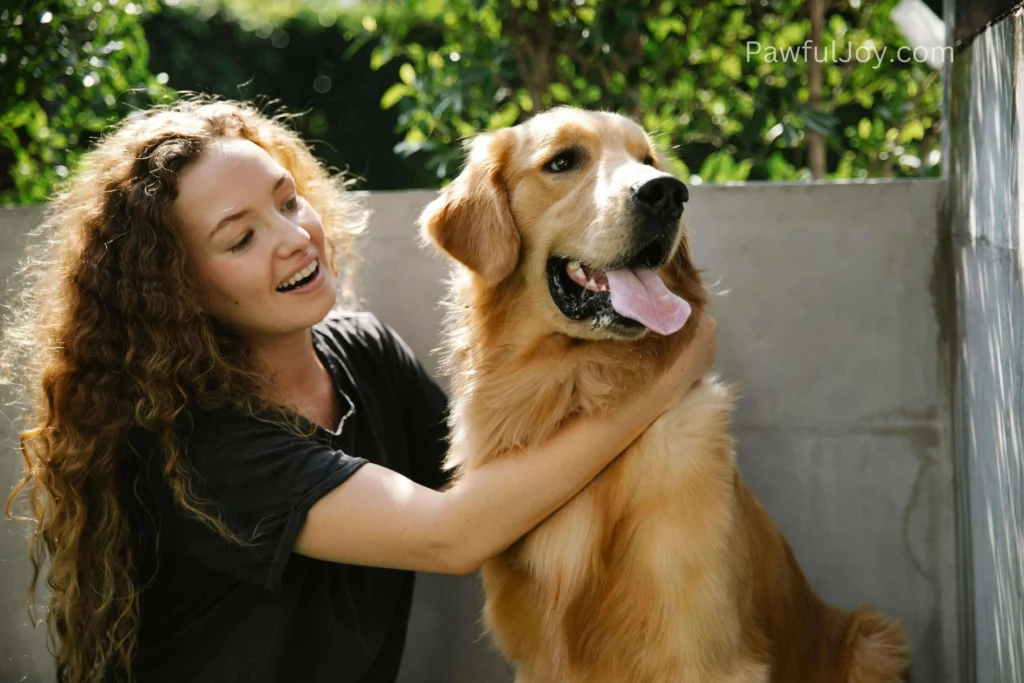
[0,205,55,682]
[0,180,958,682]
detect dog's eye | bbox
[642,154,656,166]
[543,150,580,174]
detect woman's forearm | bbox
[297,316,713,575]
[436,393,663,573]
[295,395,666,575]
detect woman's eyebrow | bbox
[208,173,290,240]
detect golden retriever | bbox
[418,107,911,683]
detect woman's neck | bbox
[249,328,328,402]
[248,327,340,430]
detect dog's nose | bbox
[631,177,688,222]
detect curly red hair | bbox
[2,98,365,682]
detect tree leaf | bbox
[380,83,409,109]
[399,63,417,86]
[798,107,838,137]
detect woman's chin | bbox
[286,287,337,330]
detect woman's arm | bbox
[295,316,717,575]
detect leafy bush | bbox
[1,0,945,204]
[369,0,943,183]
[143,1,435,191]
[0,0,172,206]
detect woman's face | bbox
[174,137,337,342]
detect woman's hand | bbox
[648,312,718,414]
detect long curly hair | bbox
[1,98,366,682]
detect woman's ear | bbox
[418,130,520,287]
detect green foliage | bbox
[160,0,386,33]
[367,0,943,184]
[1,0,944,203]
[0,0,173,206]
[143,2,434,190]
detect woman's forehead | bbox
[182,138,284,191]
[174,139,288,233]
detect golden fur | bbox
[419,108,911,683]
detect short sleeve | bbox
[174,411,367,592]
[373,319,452,491]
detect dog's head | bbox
[420,107,705,342]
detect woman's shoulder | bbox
[313,309,415,374]
[313,309,445,412]
[314,309,390,347]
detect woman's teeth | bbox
[278,260,318,290]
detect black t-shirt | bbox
[124,311,450,683]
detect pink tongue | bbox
[605,268,692,335]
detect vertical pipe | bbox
[947,1,1024,681]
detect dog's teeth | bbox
[575,266,586,279]
[568,260,581,270]
[587,278,597,289]
[600,284,609,291]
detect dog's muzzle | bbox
[546,176,692,336]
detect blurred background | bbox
[1,0,945,205]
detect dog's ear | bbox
[418,130,519,287]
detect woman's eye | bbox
[543,150,580,173]
[282,196,298,212]
[229,231,254,252]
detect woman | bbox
[2,99,717,683]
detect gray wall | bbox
[0,205,57,683]
[1,181,958,682]
[948,4,1024,682]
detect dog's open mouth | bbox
[546,247,692,336]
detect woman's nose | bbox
[275,215,311,255]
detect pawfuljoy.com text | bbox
[745,41,952,68]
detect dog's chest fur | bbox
[459,375,769,683]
